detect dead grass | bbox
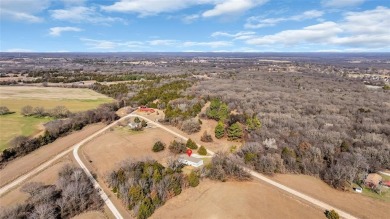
[152,179,324,219]
[270,174,390,219]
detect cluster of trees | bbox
[131,80,191,107]
[0,106,14,115]
[164,98,203,123]
[0,165,103,219]
[92,83,129,99]
[201,152,251,182]
[21,105,70,118]
[106,159,198,219]
[206,99,229,121]
[1,103,120,166]
[191,71,390,190]
[168,140,187,154]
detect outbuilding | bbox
[178,155,203,167]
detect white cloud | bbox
[322,0,365,8]
[0,0,50,22]
[102,0,266,17]
[182,14,200,23]
[245,10,324,29]
[148,40,177,46]
[245,7,390,50]
[50,6,124,24]
[81,38,144,49]
[211,31,256,40]
[49,26,82,36]
[202,0,267,18]
[61,0,86,7]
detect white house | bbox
[178,155,204,167]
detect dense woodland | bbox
[0,165,103,219]
[190,71,389,189]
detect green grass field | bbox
[0,87,114,151]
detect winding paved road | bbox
[1,112,358,219]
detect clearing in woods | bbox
[0,86,113,151]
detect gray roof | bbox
[178,155,202,163]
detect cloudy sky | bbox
[1,0,389,52]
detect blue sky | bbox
[1,0,389,52]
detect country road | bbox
[0,113,135,218]
[1,112,358,219]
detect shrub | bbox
[152,141,165,152]
[181,119,201,134]
[325,210,340,219]
[169,140,187,154]
[186,138,198,149]
[0,106,13,115]
[198,146,207,155]
[134,117,141,123]
[214,121,225,139]
[200,131,213,142]
[141,119,147,127]
[188,171,200,187]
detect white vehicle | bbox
[355,187,363,193]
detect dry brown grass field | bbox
[270,174,390,219]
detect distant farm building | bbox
[178,155,203,167]
[138,106,155,113]
[365,173,382,188]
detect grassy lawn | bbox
[0,87,113,151]
[352,182,390,202]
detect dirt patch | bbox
[152,179,324,219]
[72,210,107,219]
[0,156,72,207]
[0,123,105,187]
[270,174,390,219]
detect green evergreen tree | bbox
[134,117,141,123]
[188,171,200,187]
[198,145,207,155]
[186,138,198,149]
[227,122,242,140]
[152,141,165,152]
[215,121,225,139]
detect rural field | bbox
[270,174,390,219]
[152,179,324,219]
[0,86,113,150]
[81,126,176,176]
[0,123,105,187]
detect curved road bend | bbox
[1,114,135,218]
[134,114,358,219]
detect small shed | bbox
[365,173,382,188]
[178,155,203,167]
